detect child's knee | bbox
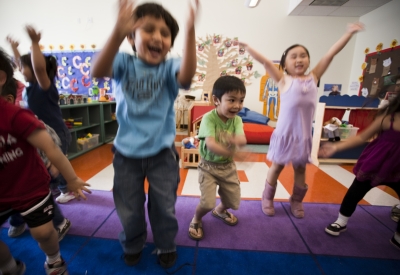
[199,200,215,212]
[30,222,56,242]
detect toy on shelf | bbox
[323,117,341,142]
[64,118,83,129]
[77,133,99,151]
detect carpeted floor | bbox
[2,190,400,274]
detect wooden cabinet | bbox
[310,95,379,166]
[60,102,117,159]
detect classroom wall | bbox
[0,0,369,113]
[348,0,400,96]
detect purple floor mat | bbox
[360,204,397,230]
[283,202,400,260]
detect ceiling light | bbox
[245,0,260,8]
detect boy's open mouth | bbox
[148,45,162,57]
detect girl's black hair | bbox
[279,44,310,73]
[20,53,58,82]
[212,75,246,102]
[132,3,179,51]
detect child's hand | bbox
[116,0,140,38]
[186,0,200,31]
[318,143,337,158]
[67,177,91,200]
[25,25,41,44]
[347,22,364,34]
[6,36,19,48]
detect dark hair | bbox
[20,53,58,82]
[212,76,246,102]
[132,3,179,51]
[279,44,310,73]
[1,78,17,98]
[0,48,14,84]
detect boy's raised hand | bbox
[25,25,41,44]
[6,36,19,48]
[116,0,142,38]
[186,0,200,30]
[67,177,91,200]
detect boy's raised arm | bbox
[177,0,200,87]
[91,0,138,78]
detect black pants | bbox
[339,178,400,232]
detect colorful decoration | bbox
[70,44,75,51]
[45,50,111,95]
[364,47,369,54]
[49,44,54,51]
[59,45,64,50]
[191,34,259,97]
[91,44,96,51]
[361,63,367,70]
[391,39,398,48]
[39,44,45,51]
[358,76,363,82]
[80,44,85,50]
[376,43,383,52]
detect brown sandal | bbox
[188,221,203,240]
[211,209,238,226]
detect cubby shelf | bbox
[61,102,117,160]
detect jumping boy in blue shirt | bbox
[91,0,200,268]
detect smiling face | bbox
[129,15,172,65]
[214,90,245,123]
[283,46,310,77]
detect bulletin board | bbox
[43,51,112,96]
[360,45,400,99]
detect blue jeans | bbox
[56,128,71,194]
[113,145,179,255]
[9,195,65,227]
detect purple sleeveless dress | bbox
[267,76,317,166]
[353,113,400,186]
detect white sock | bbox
[0,257,17,273]
[334,213,349,227]
[46,251,61,265]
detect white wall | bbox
[348,0,400,96]
[0,0,364,113]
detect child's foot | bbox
[325,222,347,236]
[211,209,238,226]
[188,219,203,240]
[56,192,75,204]
[44,258,68,275]
[391,204,400,222]
[8,224,26,238]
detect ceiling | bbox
[288,0,392,17]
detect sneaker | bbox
[44,259,68,275]
[391,204,400,222]
[123,251,142,266]
[325,223,347,236]
[2,260,26,275]
[8,224,26,238]
[390,235,400,250]
[158,251,177,268]
[55,192,75,204]
[57,219,71,242]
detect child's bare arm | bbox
[239,42,283,83]
[25,25,52,90]
[27,129,91,199]
[177,0,200,87]
[205,137,235,158]
[312,22,364,81]
[91,0,141,78]
[6,36,21,69]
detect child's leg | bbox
[0,241,26,274]
[113,150,147,259]
[289,165,308,218]
[262,163,284,216]
[326,178,372,236]
[29,221,59,257]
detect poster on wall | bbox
[44,51,112,98]
[259,63,281,121]
[324,84,342,96]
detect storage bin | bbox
[322,127,359,140]
[77,134,99,151]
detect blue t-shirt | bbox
[112,53,182,158]
[26,82,67,136]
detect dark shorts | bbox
[0,192,55,228]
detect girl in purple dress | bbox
[240,22,364,218]
[319,90,400,249]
